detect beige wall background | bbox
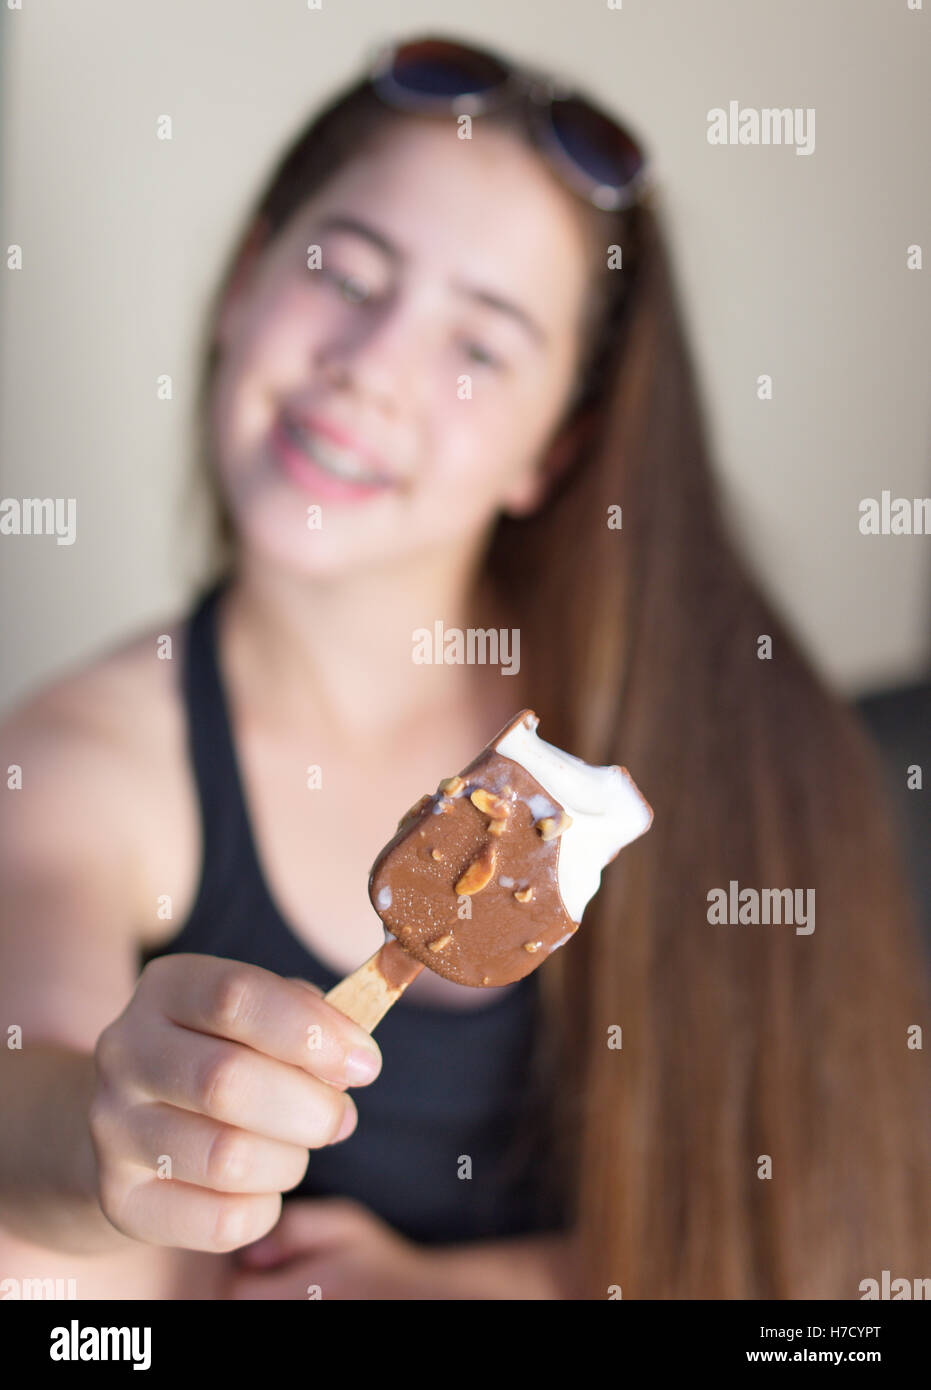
[1,0,929,711]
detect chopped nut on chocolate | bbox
[537,810,573,841]
[454,840,497,895]
[430,848,444,861]
[522,940,542,953]
[428,933,453,952]
[439,775,465,794]
[487,818,508,837]
[514,887,533,903]
[470,787,511,819]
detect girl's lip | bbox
[270,416,394,501]
[288,409,393,480]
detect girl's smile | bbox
[270,410,399,501]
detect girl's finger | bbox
[287,977,325,997]
[97,1162,283,1253]
[140,954,381,1089]
[117,1098,311,1194]
[121,1014,356,1150]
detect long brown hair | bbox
[187,59,931,1298]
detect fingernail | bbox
[344,1048,381,1085]
[335,1102,358,1141]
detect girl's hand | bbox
[87,955,382,1252]
[228,1197,572,1300]
[228,1197,438,1300]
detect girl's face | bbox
[211,116,596,578]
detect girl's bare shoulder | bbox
[1,609,187,774]
[0,607,195,933]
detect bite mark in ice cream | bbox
[368,709,653,988]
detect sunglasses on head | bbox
[369,36,651,213]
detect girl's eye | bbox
[319,267,371,303]
[462,340,503,369]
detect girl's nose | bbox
[312,300,423,412]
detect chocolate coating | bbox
[368,723,577,988]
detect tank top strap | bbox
[180,572,264,922]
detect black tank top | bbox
[138,577,567,1244]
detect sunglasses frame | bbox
[368,37,652,213]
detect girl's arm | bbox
[0,1043,134,1254]
[229,1197,579,1300]
[0,696,143,1254]
[427,1231,578,1299]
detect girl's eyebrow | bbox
[315,213,401,263]
[313,212,547,349]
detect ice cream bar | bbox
[367,709,653,988]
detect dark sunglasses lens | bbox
[389,40,509,98]
[550,97,645,190]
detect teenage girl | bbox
[2,37,928,1299]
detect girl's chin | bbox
[232,511,396,579]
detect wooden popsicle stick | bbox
[323,937,424,1033]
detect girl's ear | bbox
[216,214,272,347]
[502,408,596,519]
